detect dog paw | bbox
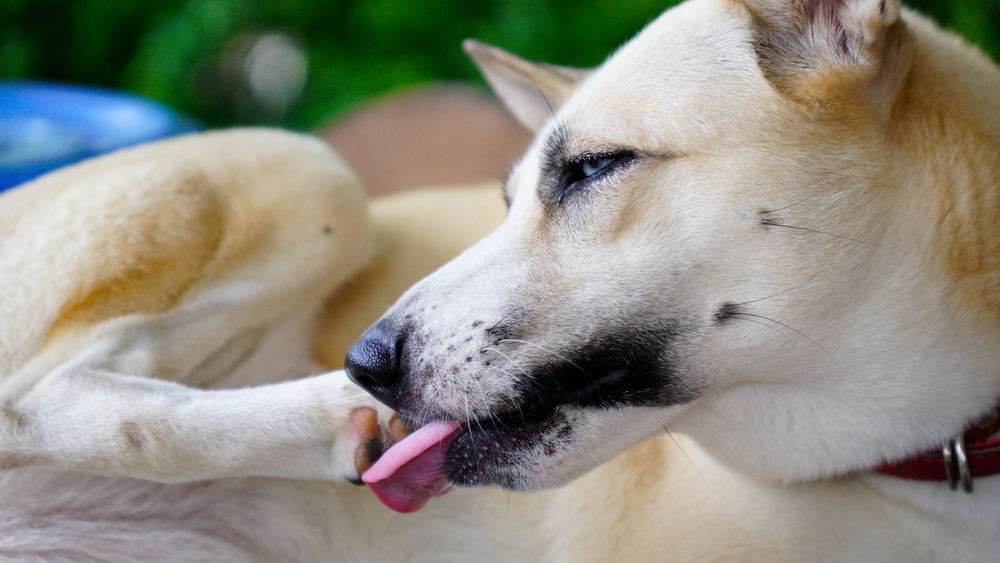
[340,406,413,484]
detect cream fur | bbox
[4,0,1000,560]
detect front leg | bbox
[0,368,403,483]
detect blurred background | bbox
[2,0,999,194]
[5,0,997,130]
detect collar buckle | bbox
[942,435,973,493]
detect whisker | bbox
[663,424,708,484]
[486,347,579,427]
[730,281,811,307]
[733,312,833,359]
[487,349,558,416]
[762,192,825,214]
[472,377,501,428]
[760,219,869,245]
[484,347,530,376]
[486,376,522,417]
[462,395,479,453]
[726,314,794,345]
[494,339,595,400]
[498,338,593,379]
[488,306,527,334]
[493,369,523,409]
[526,76,556,119]
[485,487,504,511]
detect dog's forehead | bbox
[508,0,780,211]
[552,0,767,153]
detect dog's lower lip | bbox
[442,411,563,487]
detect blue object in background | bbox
[0,81,200,192]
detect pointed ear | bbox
[463,39,590,132]
[743,0,907,106]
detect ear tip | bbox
[462,38,488,56]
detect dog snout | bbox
[345,320,403,408]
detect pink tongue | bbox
[362,420,465,513]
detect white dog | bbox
[348,0,1000,560]
[3,0,1000,561]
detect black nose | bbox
[345,320,402,408]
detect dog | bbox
[347,0,1000,560]
[4,0,999,560]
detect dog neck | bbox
[874,402,1000,493]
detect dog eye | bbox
[557,151,635,203]
[580,156,615,178]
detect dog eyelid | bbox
[555,150,637,204]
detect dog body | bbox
[4,0,1000,560]
[347,0,1000,560]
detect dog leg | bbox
[0,129,392,484]
[0,367,401,483]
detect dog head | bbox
[347,0,1000,497]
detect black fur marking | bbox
[759,210,776,228]
[521,324,685,411]
[539,126,571,207]
[715,302,741,324]
[398,321,685,421]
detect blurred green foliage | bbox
[2,0,999,130]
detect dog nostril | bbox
[345,321,402,407]
[346,339,397,385]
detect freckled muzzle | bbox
[348,302,685,416]
[345,278,689,496]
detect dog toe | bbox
[349,408,413,478]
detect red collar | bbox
[875,405,1000,493]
